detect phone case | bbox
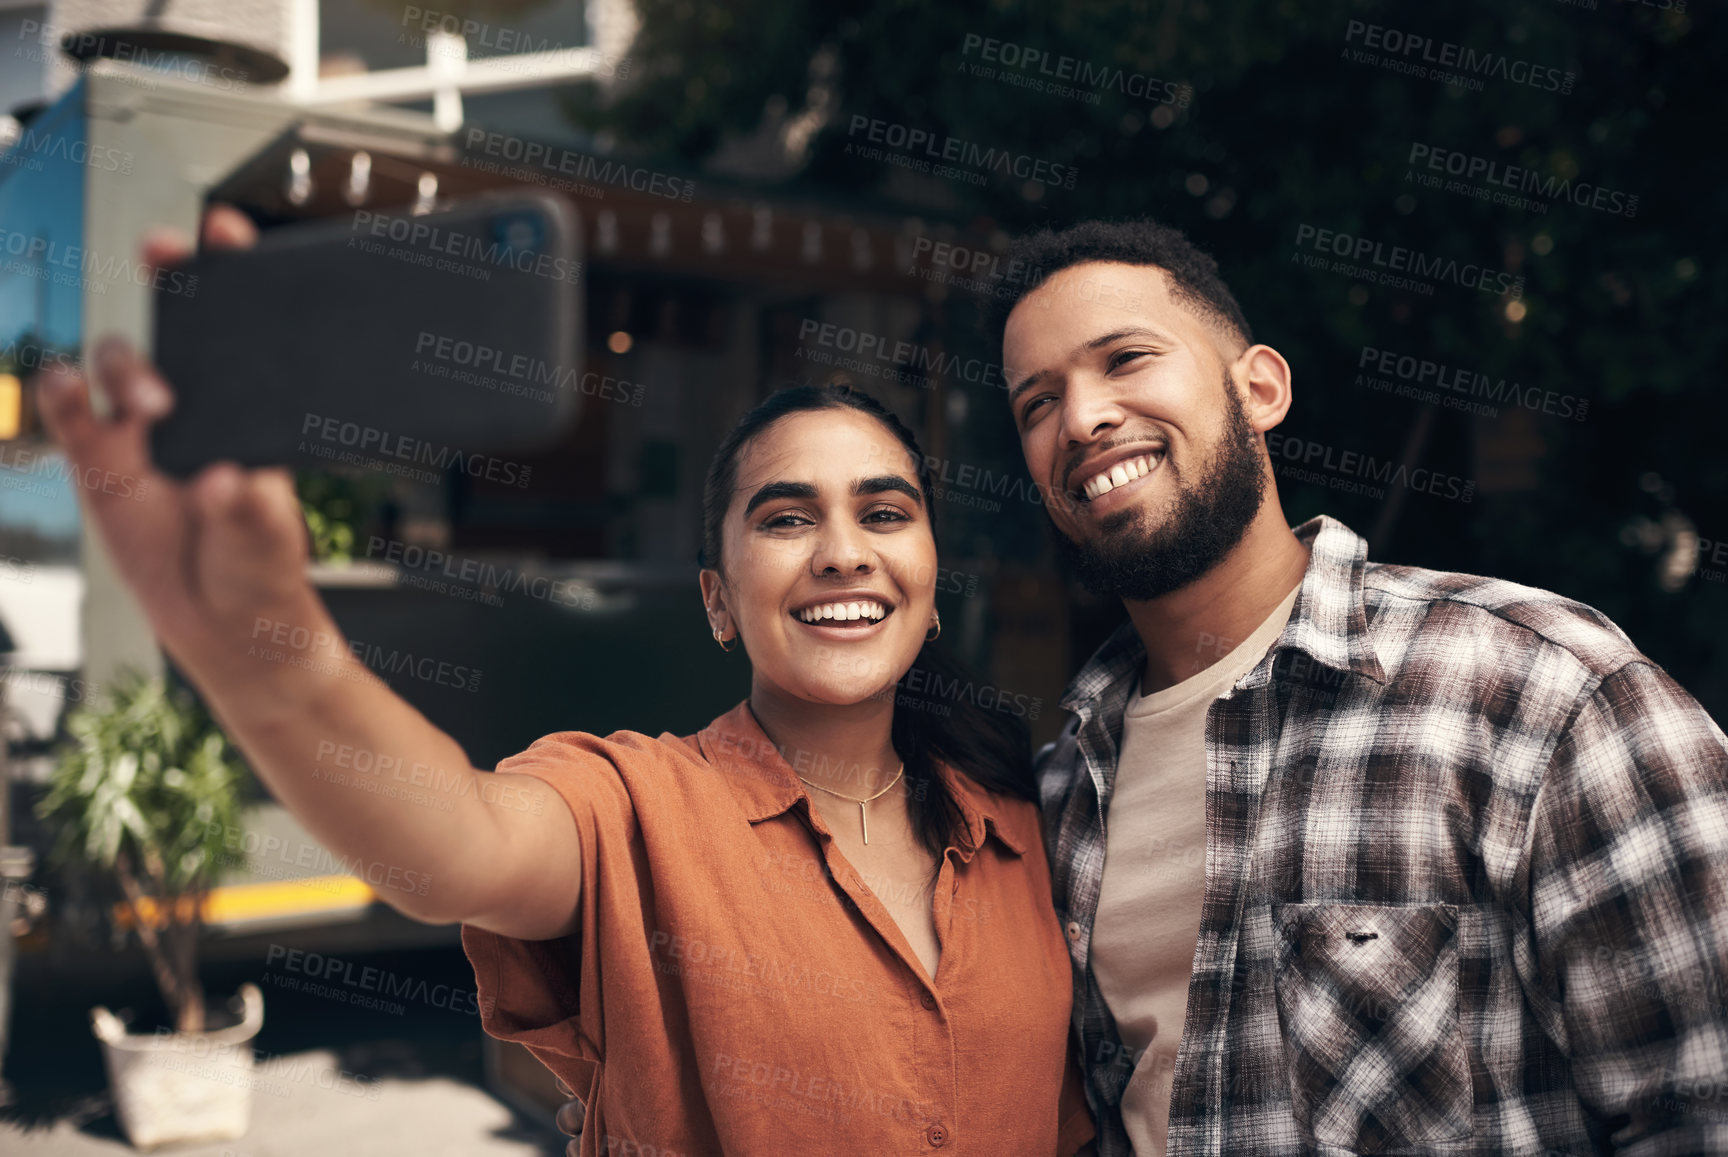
[149,190,581,480]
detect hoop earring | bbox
[713,628,736,653]
[925,613,941,643]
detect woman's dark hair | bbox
[698,383,1035,860]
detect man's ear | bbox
[1234,344,1295,434]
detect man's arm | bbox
[1524,660,1728,1153]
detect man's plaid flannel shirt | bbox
[1038,515,1728,1155]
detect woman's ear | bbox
[698,569,731,638]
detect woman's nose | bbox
[810,529,874,576]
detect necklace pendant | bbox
[793,763,903,848]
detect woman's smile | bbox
[791,592,896,637]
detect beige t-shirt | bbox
[1090,586,1300,1155]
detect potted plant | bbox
[37,670,263,1149]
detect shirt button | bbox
[1066,921,1083,942]
[925,1123,948,1147]
[920,991,937,1011]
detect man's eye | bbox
[1108,349,1148,371]
[1021,395,1053,422]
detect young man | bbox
[990,219,1728,1156]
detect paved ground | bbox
[0,944,566,1156]
[1,1053,563,1156]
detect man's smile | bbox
[1065,445,1168,515]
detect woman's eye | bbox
[863,507,910,524]
[762,513,812,529]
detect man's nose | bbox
[1061,379,1130,446]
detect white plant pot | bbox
[90,983,266,1151]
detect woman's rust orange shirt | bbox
[460,701,1094,1156]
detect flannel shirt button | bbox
[925,1123,948,1147]
[1066,921,1082,942]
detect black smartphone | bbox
[149,191,581,479]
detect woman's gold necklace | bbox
[797,763,905,845]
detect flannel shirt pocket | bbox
[1270,903,1471,1153]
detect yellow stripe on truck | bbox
[114,876,377,929]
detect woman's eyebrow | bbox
[852,475,921,501]
[743,480,818,516]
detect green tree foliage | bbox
[579,0,1728,716]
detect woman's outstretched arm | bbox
[34,208,582,943]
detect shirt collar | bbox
[694,700,1026,858]
[935,758,1030,860]
[1059,514,1387,715]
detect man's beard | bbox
[1051,376,1267,602]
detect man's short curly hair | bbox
[985,219,1253,354]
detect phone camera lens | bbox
[496,214,543,253]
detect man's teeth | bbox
[795,600,890,623]
[1081,453,1162,500]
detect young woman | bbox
[36,208,1092,1156]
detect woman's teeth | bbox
[1081,452,1162,501]
[795,601,889,624]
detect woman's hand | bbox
[33,206,318,678]
[31,204,583,936]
